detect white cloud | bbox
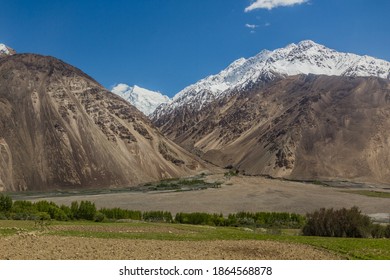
[245,0,308,12]
[245,23,258,29]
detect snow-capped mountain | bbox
[153,40,390,119]
[0,43,16,57]
[111,84,171,116]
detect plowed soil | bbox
[0,233,338,260]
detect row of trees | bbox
[1,194,389,238]
[227,212,306,228]
[175,212,226,226]
[1,198,99,222]
[0,194,305,228]
[175,212,306,228]
[302,207,390,238]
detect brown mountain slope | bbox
[154,75,390,184]
[0,54,206,191]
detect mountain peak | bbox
[284,40,324,51]
[0,43,16,57]
[111,83,171,116]
[152,40,390,119]
[297,39,319,48]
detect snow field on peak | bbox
[157,40,390,116]
[111,83,171,116]
[0,44,10,55]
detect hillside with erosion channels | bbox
[0,53,206,192]
[152,41,390,184]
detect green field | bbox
[1,220,389,260]
[341,190,390,199]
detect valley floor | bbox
[23,174,390,217]
[3,174,389,260]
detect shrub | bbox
[0,194,13,212]
[77,201,97,220]
[70,201,79,219]
[10,212,35,220]
[303,207,372,238]
[34,212,51,221]
[224,170,239,177]
[143,211,172,222]
[177,179,205,186]
[94,211,106,222]
[175,212,213,225]
[226,211,305,228]
[60,205,73,220]
[11,200,35,215]
[68,200,97,220]
[50,207,69,221]
[371,224,385,238]
[100,208,142,220]
[385,225,390,238]
[32,212,52,228]
[34,200,53,213]
[34,200,69,221]
[211,213,226,226]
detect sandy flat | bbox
[27,175,390,216]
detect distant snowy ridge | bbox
[153,40,390,118]
[111,84,170,116]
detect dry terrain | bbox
[25,174,390,216]
[0,223,338,260]
[0,54,206,192]
[0,235,338,260]
[154,74,390,184]
[4,174,388,260]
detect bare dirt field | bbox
[26,174,390,216]
[0,232,338,260]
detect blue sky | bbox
[1,0,389,97]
